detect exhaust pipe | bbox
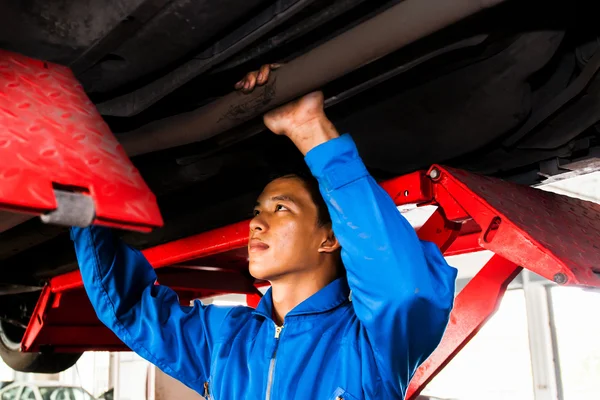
[118,0,508,157]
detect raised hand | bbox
[235,64,339,155]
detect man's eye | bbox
[275,204,288,212]
[253,209,260,216]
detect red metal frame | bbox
[20,165,600,399]
[406,255,522,398]
[0,49,162,232]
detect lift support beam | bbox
[19,165,600,399]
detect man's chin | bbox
[248,261,278,281]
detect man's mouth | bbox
[249,238,270,252]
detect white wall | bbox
[0,359,14,382]
[154,369,201,400]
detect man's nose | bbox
[250,215,268,232]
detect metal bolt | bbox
[403,190,409,197]
[553,273,567,284]
[429,168,440,180]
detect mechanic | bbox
[70,64,457,400]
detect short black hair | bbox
[268,170,331,227]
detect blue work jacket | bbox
[70,134,457,400]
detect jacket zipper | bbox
[203,381,211,400]
[265,324,283,400]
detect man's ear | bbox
[318,226,340,253]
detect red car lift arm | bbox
[392,166,600,399]
[0,49,162,232]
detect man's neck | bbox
[270,271,337,325]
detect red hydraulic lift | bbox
[1,50,600,399]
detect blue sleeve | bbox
[305,134,458,396]
[70,226,241,393]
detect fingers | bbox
[235,71,257,93]
[234,78,244,90]
[256,64,271,86]
[246,71,259,93]
[235,63,283,93]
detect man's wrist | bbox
[287,115,339,155]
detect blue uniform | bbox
[70,134,457,400]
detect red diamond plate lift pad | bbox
[438,166,600,286]
[0,50,162,231]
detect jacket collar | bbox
[253,277,351,320]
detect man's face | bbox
[248,177,330,281]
